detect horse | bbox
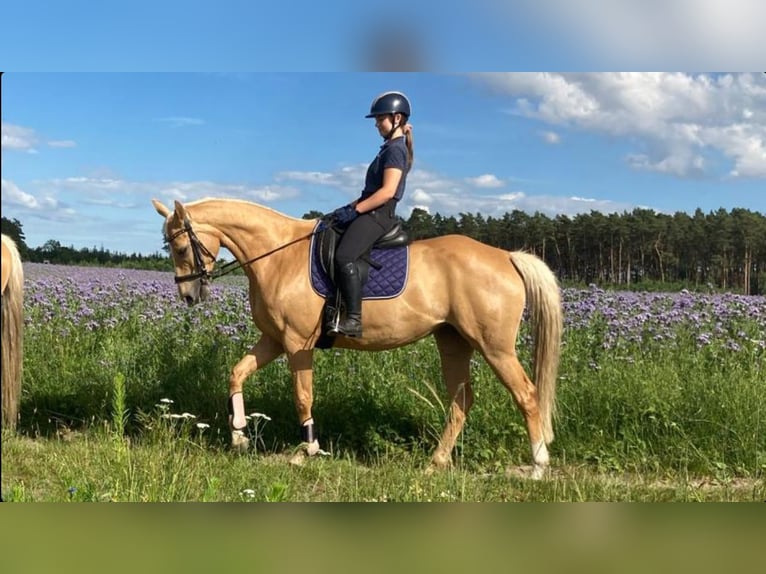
[152,197,563,478]
[2,234,24,430]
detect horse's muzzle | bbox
[178,281,208,306]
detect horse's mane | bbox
[184,197,310,223]
[161,197,312,244]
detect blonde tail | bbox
[509,251,562,443]
[2,234,24,430]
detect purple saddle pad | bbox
[309,226,409,300]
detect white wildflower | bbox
[250,413,272,421]
[196,423,210,430]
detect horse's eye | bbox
[175,246,188,257]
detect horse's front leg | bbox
[228,334,283,452]
[286,348,320,464]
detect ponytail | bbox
[402,122,414,171]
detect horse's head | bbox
[152,199,222,306]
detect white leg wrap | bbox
[229,392,247,430]
[301,419,320,455]
[531,440,549,480]
[532,440,550,467]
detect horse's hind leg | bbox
[228,334,283,452]
[483,350,549,479]
[429,325,475,471]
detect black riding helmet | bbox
[365,91,411,118]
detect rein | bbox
[168,218,325,284]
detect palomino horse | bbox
[2,234,24,430]
[153,198,563,478]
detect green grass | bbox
[3,280,764,501]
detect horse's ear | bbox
[173,200,191,225]
[152,199,171,217]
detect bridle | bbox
[166,217,324,285]
[166,219,220,284]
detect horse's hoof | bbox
[304,440,320,456]
[290,440,330,466]
[231,430,250,454]
[289,440,321,466]
[505,464,549,480]
[289,451,307,466]
[426,462,446,475]
[530,464,548,480]
[427,453,452,474]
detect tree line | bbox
[4,206,766,294]
[397,206,766,295]
[1,217,173,272]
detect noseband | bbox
[167,220,217,285]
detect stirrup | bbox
[329,315,362,338]
[324,306,339,332]
[324,292,342,333]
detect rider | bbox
[327,91,414,338]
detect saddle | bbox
[312,221,410,349]
[317,221,410,287]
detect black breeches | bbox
[335,199,397,267]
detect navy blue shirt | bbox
[360,136,409,202]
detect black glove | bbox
[332,204,359,226]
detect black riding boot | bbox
[329,261,362,337]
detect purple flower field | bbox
[564,284,766,354]
[23,264,766,356]
[23,263,256,340]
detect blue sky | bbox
[2,72,765,255]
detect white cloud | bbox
[2,178,40,208]
[1,179,76,223]
[3,175,302,226]
[472,72,766,179]
[278,163,642,219]
[6,165,646,254]
[410,188,433,204]
[465,174,504,188]
[155,117,205,127]
[276,165,370,197]
[701,123,766,178]
[626,152,707,177]
[48,140,77,148]
[3,122,78,153]
[276,170,337,185]
[400,171,627,217]
[42,176,301,207]
[1,122,38,153]
[540,130,561,144]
